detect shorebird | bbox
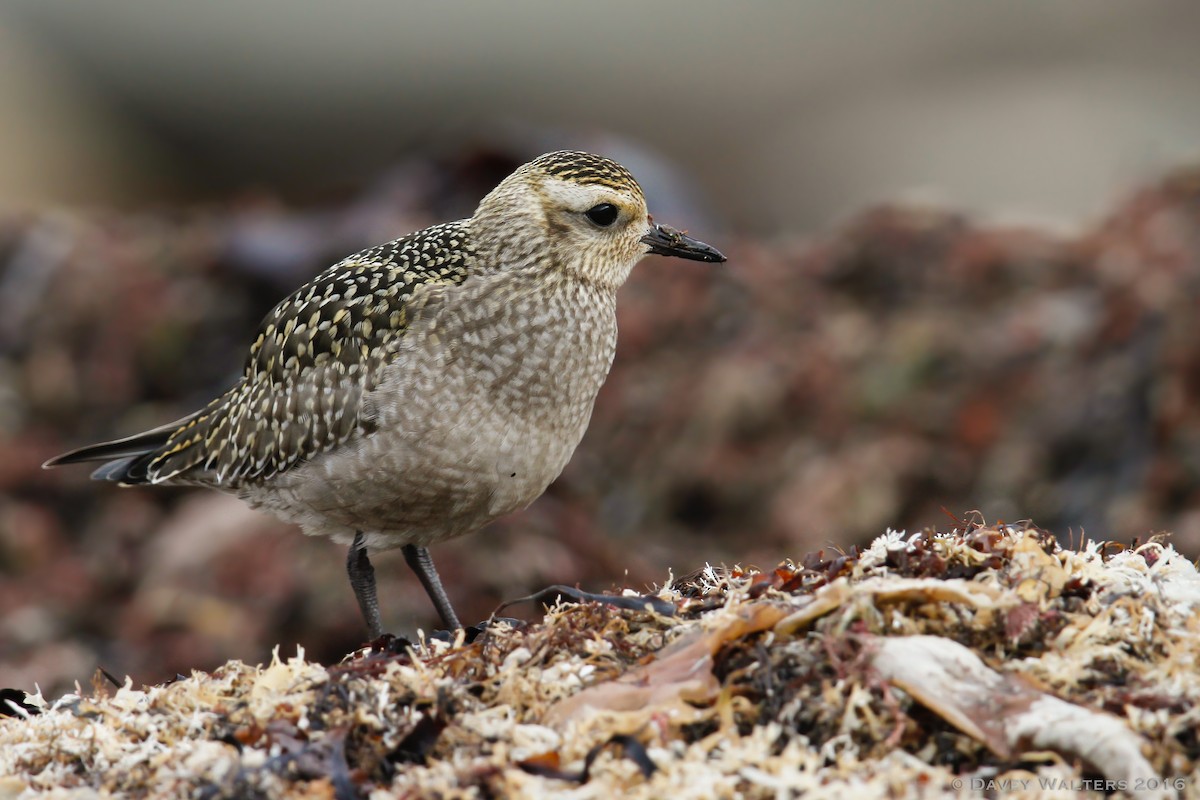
[44,150,726,639]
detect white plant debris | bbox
[2,524,1199,799]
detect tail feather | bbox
[42,415,198,484]
[89,455,142,482]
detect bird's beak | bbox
[641,223,726,263]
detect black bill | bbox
[641,223,726,263]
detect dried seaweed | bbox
[3,523,1200,798]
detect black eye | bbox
[585,203,619,227]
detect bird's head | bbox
[471,150,725,288]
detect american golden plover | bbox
[44,150,726,639]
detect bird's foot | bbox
[426,616,526,645]
[362,616,526,655]
[496,584,679,618]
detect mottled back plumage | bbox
[140,222,474,486]
[44,150,725,636]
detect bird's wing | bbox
[51,221,475,486]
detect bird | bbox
[43,150,726,640]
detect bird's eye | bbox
[585,203,619,227]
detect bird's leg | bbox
[347,531,384,640]
[402,544,462,631]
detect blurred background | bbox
[4,1,1200,696]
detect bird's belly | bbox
[244,293,616,548]
[445,401,586,518]
[248,393,593,547]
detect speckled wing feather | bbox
[133,221,475,486]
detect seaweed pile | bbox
[4,522,1197,799]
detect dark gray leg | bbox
[347,531,384,640]
[402,544,462,631]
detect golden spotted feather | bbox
[138,221,474,486]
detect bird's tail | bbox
[42,415,197,484]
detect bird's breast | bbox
[245,274,620,543]
[372,275,618,519]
